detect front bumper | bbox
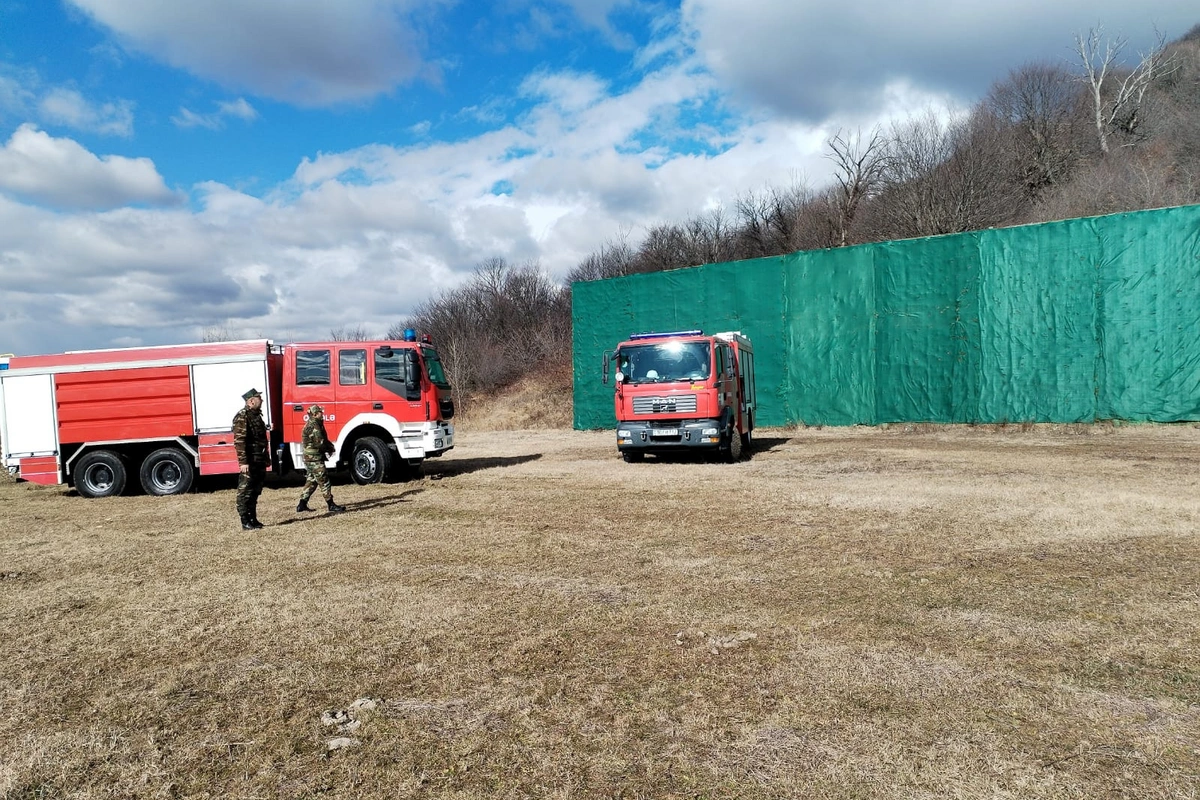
[616,419,722,452]
[396,421,454,460]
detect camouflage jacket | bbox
[232,406,269,466]
[302,417,335,462]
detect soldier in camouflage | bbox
[233,388,269,530]
[296,405,345,514]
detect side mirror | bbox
[614,371,626,384]
[602,352,610,384]
[404,350,420,393]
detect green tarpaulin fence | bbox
[572,204,1200,429]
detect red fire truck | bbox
[0,337,454,498]
[602,329,755,462]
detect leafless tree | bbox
[388,258,569,404]
[825,128,889,246]
[864,109,1022,240]
[986,62,1088,199]
[1074,26,1179,154]
[201,324,240,343]
[329,325,371,341]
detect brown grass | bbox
[2,424,1200,798]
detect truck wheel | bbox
[75,450,127,498]
[139,448,195,496]
[740,416,753,455]
[351,436,391,484]
[723,423,743,463]
[622,451,645,463]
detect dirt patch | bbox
[2,425,1199,798]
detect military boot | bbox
[248,504,265,529]
[240,513,255,531]
[296,497,313,513]
[326,498,346,514]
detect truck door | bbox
[333,347,371,434]
[715,343,738,427]
[371,345,424,425]
[288,347,335,439]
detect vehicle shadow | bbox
[750,436,791,453]
[423,453,542,479]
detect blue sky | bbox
[0,0,1195,355]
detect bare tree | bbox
[329,325,372,341]
[987,62,1088,199]
[1074,26,1178,154]
[201,324,240,343]
[389,258,569,404]
[825,128,889,247]
[864,108,1022,240]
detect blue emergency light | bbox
[629,329,703,340]
[403,328,417,342]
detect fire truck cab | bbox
[602,330,755,462]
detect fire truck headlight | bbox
[702,427,719,436]
[617,430,631,438]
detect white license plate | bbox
[651,428,679,437]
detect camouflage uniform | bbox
[296,405,344,514]
[298,408,335,503]
[233,389,269,527]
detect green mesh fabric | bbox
[573,204,1200,429]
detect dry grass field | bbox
[2,423,1200,799]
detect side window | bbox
[724,345,735,377]
[339,349,366,385]
[375,347,406,398]
[715,346,726,378]
[296,349,331,385]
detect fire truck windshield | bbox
[422,346,451,388]
[617,341,711,383]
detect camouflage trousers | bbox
[299,459,333,502]
[236,464,266,516]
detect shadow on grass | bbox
[270,488,426,527]
[423,453,542,479]
[194,453,543,495]
[751,436,791,453]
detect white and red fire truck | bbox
[0,337,454,498]
[602,329,755,462]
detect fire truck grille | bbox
[633,395,697,415]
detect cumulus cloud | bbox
[680,0,1199,122]
[0,124,178,210]
[172,97,259,130]
[67,0,434,106]
[0,68,135,136]
[0,48,842,355]
[37,87,135,136]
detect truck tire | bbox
[351,436,391,484]
[75,450,127,498]
[740,413,753,455]
[139,447,195,496]
[622,451,645,463]
[723,421,743,463]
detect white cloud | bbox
[37,87,134,136]
[0,68,135,136]
[0,48,841,355]
[172,97,259,130]
[0,124,178,210]
[67,0,435,106]
[680,0,1200,122]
